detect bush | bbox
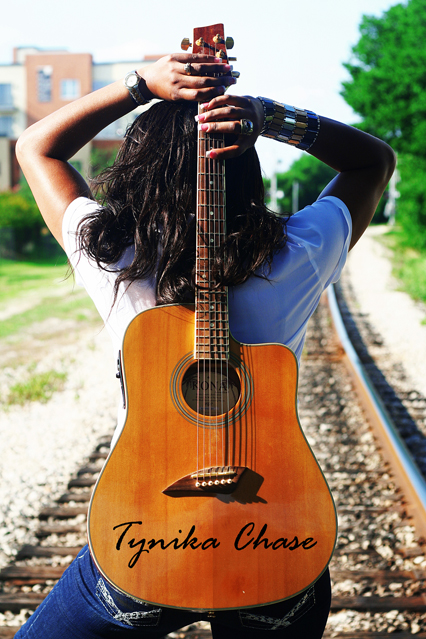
[0,190,42,231]
[394,154,426,251]
[0,182,61,259]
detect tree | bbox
[342,0,426,157]
[265,154,337,215]
[90,146,118,177]
[342,0,426,245]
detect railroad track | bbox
[1,275,426,638]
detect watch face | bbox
[126,73,138,88]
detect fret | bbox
[197,312,228,317]
[196,342,229,347]
[196,351,230,356]
[197,313,228,320]
[196,330,229,335]
[196,345,229,350]
[195,343,229,349]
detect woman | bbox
[16,52,395,638]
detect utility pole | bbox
[269,159,283,214]
[292,181,299,214]
[384,165,400,226]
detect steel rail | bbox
[327,283,426,539]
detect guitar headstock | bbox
[181,23,236,62]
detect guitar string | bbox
[221,140,229,473]
[216,138,221,472]
[214,159,218,469]
[211,136,219,474]
[196,103,203,483]
[195,41,230,485]
[214,41,223,477]
[196,114,200,482]
[213,43,219,474]
[209,44,213,478]
[207,132,211,474]
[202,118,206,482]
[216,136,225,472]
[213,136,219,473]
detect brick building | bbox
[0,47,159,191]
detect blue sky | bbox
[2,0,397,175]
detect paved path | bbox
[344,225,426,397]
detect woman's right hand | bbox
[138,53,237,103]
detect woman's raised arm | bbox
[16,54,235,248]
[308,117,396,249]
[198,95,396,250]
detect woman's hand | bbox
[194,95,265,160]
[139,54,237,103]
[15,52,247,247]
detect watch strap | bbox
[124,71,151,107]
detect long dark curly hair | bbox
[77,100,287,305]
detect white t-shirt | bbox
[63,195,351,360]
[63,195,351,442]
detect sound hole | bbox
[182,361,240,416]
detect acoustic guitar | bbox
[88,23,337,611]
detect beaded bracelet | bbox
[257,97,320,151]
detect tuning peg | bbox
[228,57,237,62]
[231,70,240,78]
[225,37,234,50]
[181,38,192,51]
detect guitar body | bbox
[88,304,337,610]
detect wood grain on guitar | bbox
[88,24,337,612]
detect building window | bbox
[0,84,13,107]
[60,79,80,100]
[0,116,13,137]
[37,66,52,102]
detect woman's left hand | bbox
[195,95,264,160]
[139,54,237,103]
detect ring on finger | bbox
[184,62,195,76]
[240,119,254,136]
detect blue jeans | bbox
[15,546,331,638]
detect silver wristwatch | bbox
[124,70,150,106]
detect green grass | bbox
[380,228,426,305]
[0,258,99,339]
[0,257,69,305]
[393,251,426,303]
[7,369,68,405]
[0,293,99,339]
[0,258,100,405]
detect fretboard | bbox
[195,107,229,360]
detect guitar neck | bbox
[195,107,229,361]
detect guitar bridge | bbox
[163,466,248,495]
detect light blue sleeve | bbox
[285,196,352,289]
